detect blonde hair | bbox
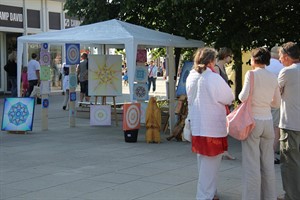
[8,51,17,62]
[193,47,217,74]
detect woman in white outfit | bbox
[239,47,281,200]
[186,47,234,200]
[62,63,70,110]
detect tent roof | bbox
[18,19,204,48]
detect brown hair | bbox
[193,47,217,74]
[251,47,271,66]
[217,47,233,60]
[280,42,300,60]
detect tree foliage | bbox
[64,0,300,98]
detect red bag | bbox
[226,71,255,140]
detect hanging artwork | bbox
[40,66,51,81]
[41,43,48,51]
[40,51,51,66]
[1,97,35,131]
[88,55,122,96]
[176,61,193,97]
[140,102,148,124]
[133,83,149,101]
[123,103,141,131]
[90,105,111,126]
[66,43,80,65]
[136,49,147,63]
[69,74,77,88]
[134,65,148,82]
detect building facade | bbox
[0,0,80,94]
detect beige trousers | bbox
[242,119,276,200]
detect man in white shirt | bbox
[266,46,284,164]
[148,61,158,93]
[26,53,40,97]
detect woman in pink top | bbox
[239,47,281,200]
[21,66,29,97]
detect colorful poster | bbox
[41,43,48,51]
[133,83,149,101]
[136,49,147,63]
[1,97,35,131]
[134,65,148,82]
[40,51,51,66]
[88,55,122,96]
[176,61,193,97]
[123,103,141,131]
[66,43,80,65]
[40,66,51,81]
[90,105,111,126]
[69,74,77,88]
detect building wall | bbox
[0,0,79,94]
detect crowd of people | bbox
[186,42,299,200]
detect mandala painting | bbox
[176,61,193,97]
[1,97,35,131]
[136,49,147,63]
[123,103,141,131]
[66,43,80,65]
[88,55,122,96]
[90,105,111,126]
[133,83,149,101]
[140,102,147,124]
[69,74,77,88]
[40,51,51,66]
[40,66,51,81]
[134,65,148,82]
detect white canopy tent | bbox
[17,19,204,129]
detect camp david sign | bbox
[0,4,23,28]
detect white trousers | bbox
[242,119,276,200]
[196,153,222,200]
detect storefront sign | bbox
[0,4,23,28]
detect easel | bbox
[95,96,118,126]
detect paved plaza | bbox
[0,78,283,200]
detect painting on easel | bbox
[1,97,35,131]
[88,55,122,96]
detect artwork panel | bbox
[133,83,149,101]
[40,66,51,81]
[136,49,147,63]
[40,51,51,66]
[66,43,80,65]
[41,43,48,51]
[69,74,77,88]
[140,102,148,124]
[134,65,148,82]
[176,61,193,97]
[88,55,122,96]
[1,97,35,131]
[122,103,141,130]
[90,105,111,126]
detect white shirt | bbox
[186,68,234,137]
[27,59,40,81]
[266,58,284,77]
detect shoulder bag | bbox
[226,71,255,140]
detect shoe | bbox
[274,158,280,164]
[222,152,236,160]
[63,106,66,110]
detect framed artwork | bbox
[90,105,111,126]
[123,103,140,131]
[40,66,51,81]
[133,83,149,101]
[66,43,80,65]
[40,51,51,66]
[41,43,48,51]
[176,61,193,97]
[69,74,77,88]
[88,55,122,96]
[136,49,147,63]
[134,65,148,82]
[1,97,35,131]
[140,102,148,124]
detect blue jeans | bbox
[148,77,156,92]
[8,76,17,97]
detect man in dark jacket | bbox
[4,51,17,97]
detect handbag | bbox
[226,71,255,141]
[183,118,192,142]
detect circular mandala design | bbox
[42,54,50,64]
[67,45,80,64]
[94,108,107,122]
[135,86,146,99]
[42,43,48,50]
[126,105,140,129]
[69,75,77,88]
[8,102,29,126]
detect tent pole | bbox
[167,46,175,134]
